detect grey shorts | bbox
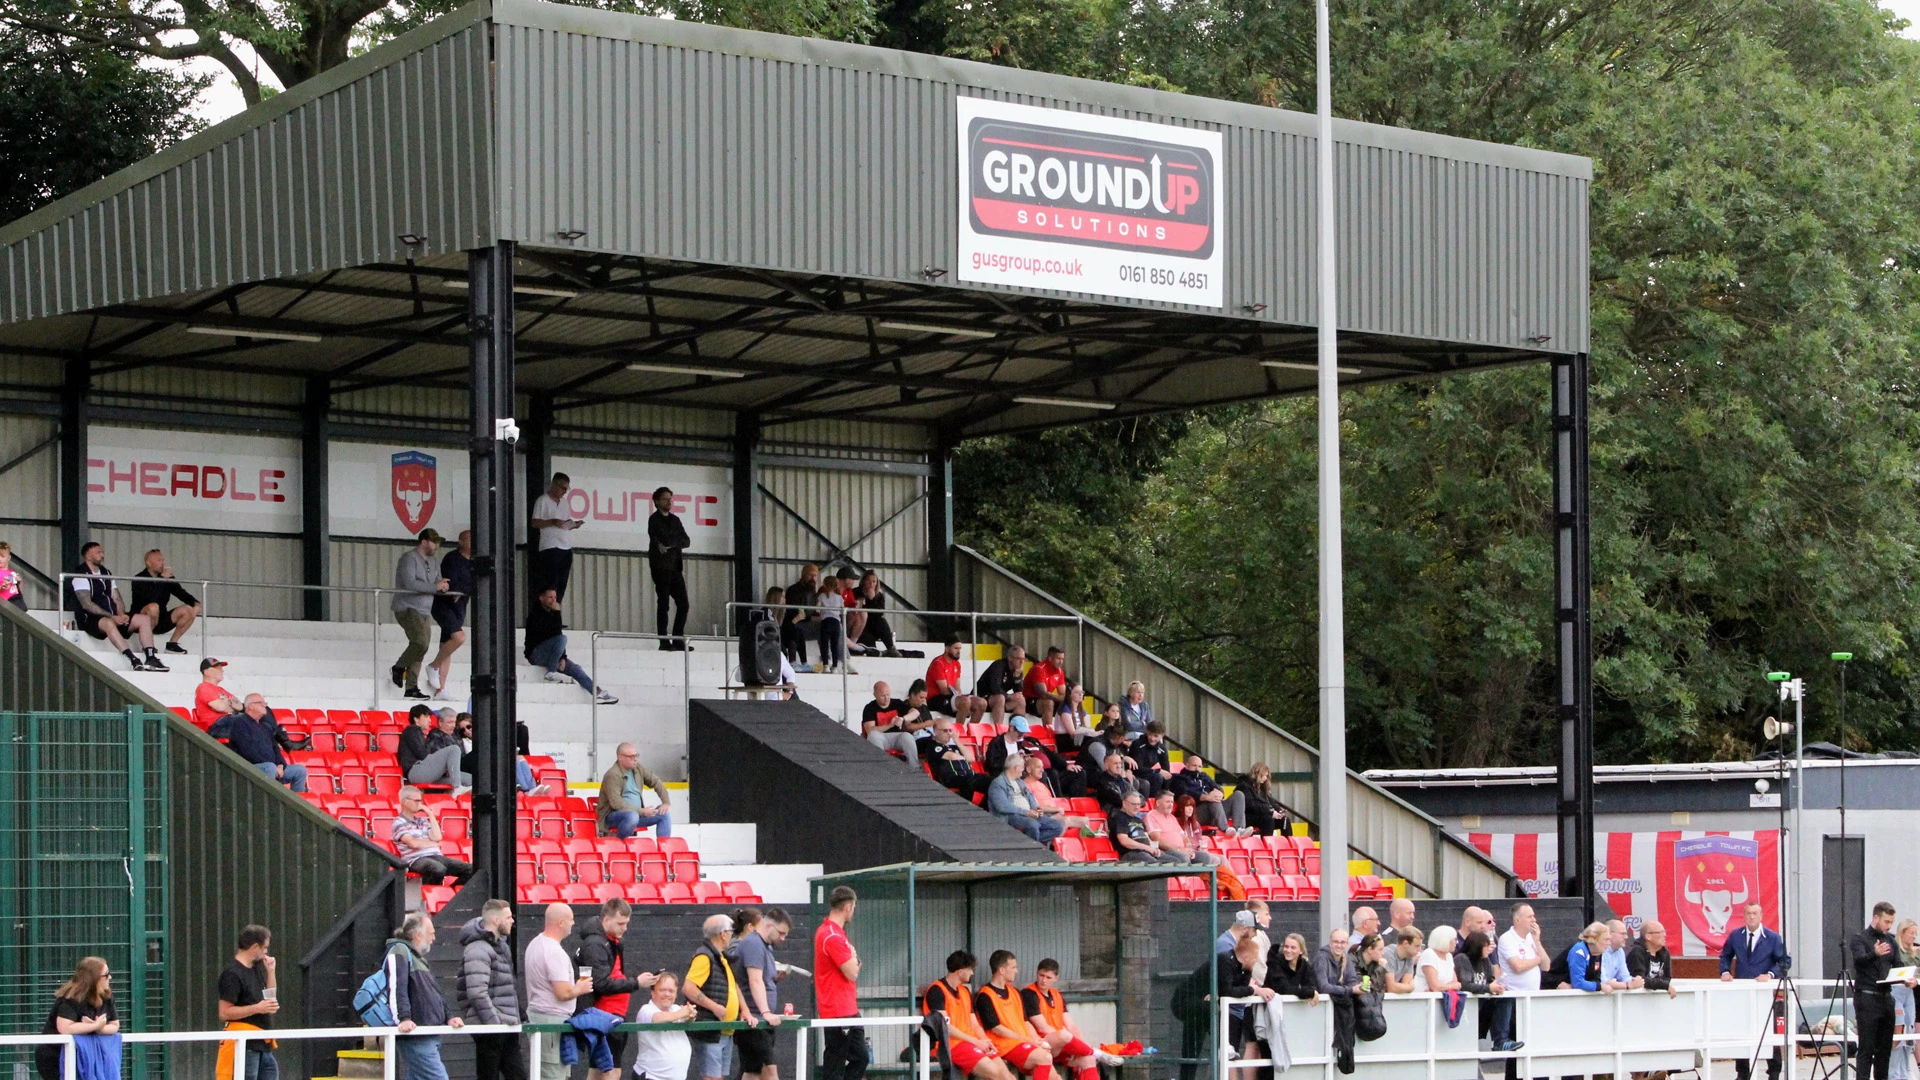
[691,1037,736,1078]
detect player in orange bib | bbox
[972,951,1054,1080]
[923,951,1015,1080]
[1022,958,1099,1080]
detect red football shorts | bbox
[951,1042,995,1074]
[1003,1043,1046,1072]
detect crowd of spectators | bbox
[777,565,904,675]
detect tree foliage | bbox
[958,0,1920,766]
[0,3,205,222]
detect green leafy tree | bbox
[0,7,204,222]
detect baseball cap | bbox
[1009,715,1032,733]
[199,657,228,672]
[1234,910,1259,929]
[836,566,859,580]
[417,528,444,543]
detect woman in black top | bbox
[37,957,118,1080]
[853,571,899,656]
[1234,763,1292,837]
[1453,931,1499,993]
[1266,932,1320,1000]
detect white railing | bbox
[55,572,453,705]
[586,630,739,775]
[1216,980,1782,1080]
[0,1014,930,1080]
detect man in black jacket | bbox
[1129,722,1174,798]
[924,718,989,799]
[647,487,692,651]
[577,899,658,1080]
[208,694,308,791]
[1628,920,1675,999]
[524,588,618,704]
[389,911,462,1078]
[1171,936,1267,1080]
[1854,901,1915,1080]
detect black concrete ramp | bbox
[688,698,1060,872]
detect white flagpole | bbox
[1314,0,1350,940]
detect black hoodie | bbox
[573,916,640,1017]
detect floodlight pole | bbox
[1313,0,1350,938]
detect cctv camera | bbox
[1754,778,1770,794]
[494,418,521,445]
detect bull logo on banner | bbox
[1676,835,1757,951]
[390,451,438,532]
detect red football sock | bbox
[1077,1066,1098,1080]
[1031,1066,1052,1080]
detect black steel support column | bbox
[926,438,956,614]
[302,377,331,622]
[732,414,760,629]
[468,242,519,908]
[523,392,553,606]
[1553,352,1595,921]
[58,358,90,571]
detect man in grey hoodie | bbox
[392,529,449,700]
[461,899,523,1080]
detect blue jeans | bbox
[254,761,309,793]
[244,1044,279,1080]
[516,757,537,791]
[605,808,672,839]
[1484,996,1516,1045]
[397,1035,448,1080]
[1006,813,1064,844]
[526,635,595,693]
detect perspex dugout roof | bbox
[0,0,1589,438]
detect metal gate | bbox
[0,709,166,1075]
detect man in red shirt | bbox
[1022,648,1070,728]
[192,658,243,726]
[816,886,867,1080]
[925,636,983,723]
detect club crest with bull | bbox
[1675,835,1758,951]
[391,451,438,533]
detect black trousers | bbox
[474,1032,527,1080]
[1858,992,1896,1080]
[820,1025,870,1080]
[410,855,474,886]
[536,548,573,600]
[781,620,807,664]
[652,569,689,642]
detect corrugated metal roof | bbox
[0,0,1589,438]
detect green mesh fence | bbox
[0,711,167,1077]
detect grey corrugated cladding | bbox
[0,0,1588,354]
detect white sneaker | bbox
[452,785,472,797]
[594,689,620,705]
[543,671,569,684]
[423,666,442,692]
[845,663,859,675]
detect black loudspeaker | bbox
[741,619,782,685]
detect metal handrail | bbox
[57,572,463,706]
[723,600,1088,725]
[585,630,737,777]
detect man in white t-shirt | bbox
[531,472,582,601]
[633,972,697,1080]
[1493,902,1543,1055]
[525,903,594,1080]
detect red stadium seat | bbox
[524,755,557,770]
[1259,874,1290,900]
[170,706,192,722]
[528,884,563,905]
[659,837,690,855]
[1081,836,1119,863]
[536,812,569,839]
[537,769,569,791]
[669,853,700,882]
[541,858,573,884]
[327,709,359,726]
[518,858,538,884]
[722,881,758,900]
[594,883,625,903]
[561,884,598,905]
[574,861,607,886]
[628,884,662,904]
[422,886,455,913]
[691,881,724,903]
[607,861,638,886]
[659,883,693,903]
[441,814,470,841]
[628,838,658,855]
[639,857,669,885]
[1286,874,1317,901]
[335,809,369,838]
[296,708,327,724]
[568,813,598,839]
[1054,837,1088,862]
[359,710,391,728]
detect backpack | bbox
[353,946,406,1027]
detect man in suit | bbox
[1719,901,1790,1080]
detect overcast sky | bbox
[176,1,1920,126]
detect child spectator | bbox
[817,580,848,675]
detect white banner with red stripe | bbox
[1464,830,1781,958]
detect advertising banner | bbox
[87,426,301,532]
[1465,831,1782,958]
[546,455,730,555]
[956,97,1225,308]
[329,441,473,540]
